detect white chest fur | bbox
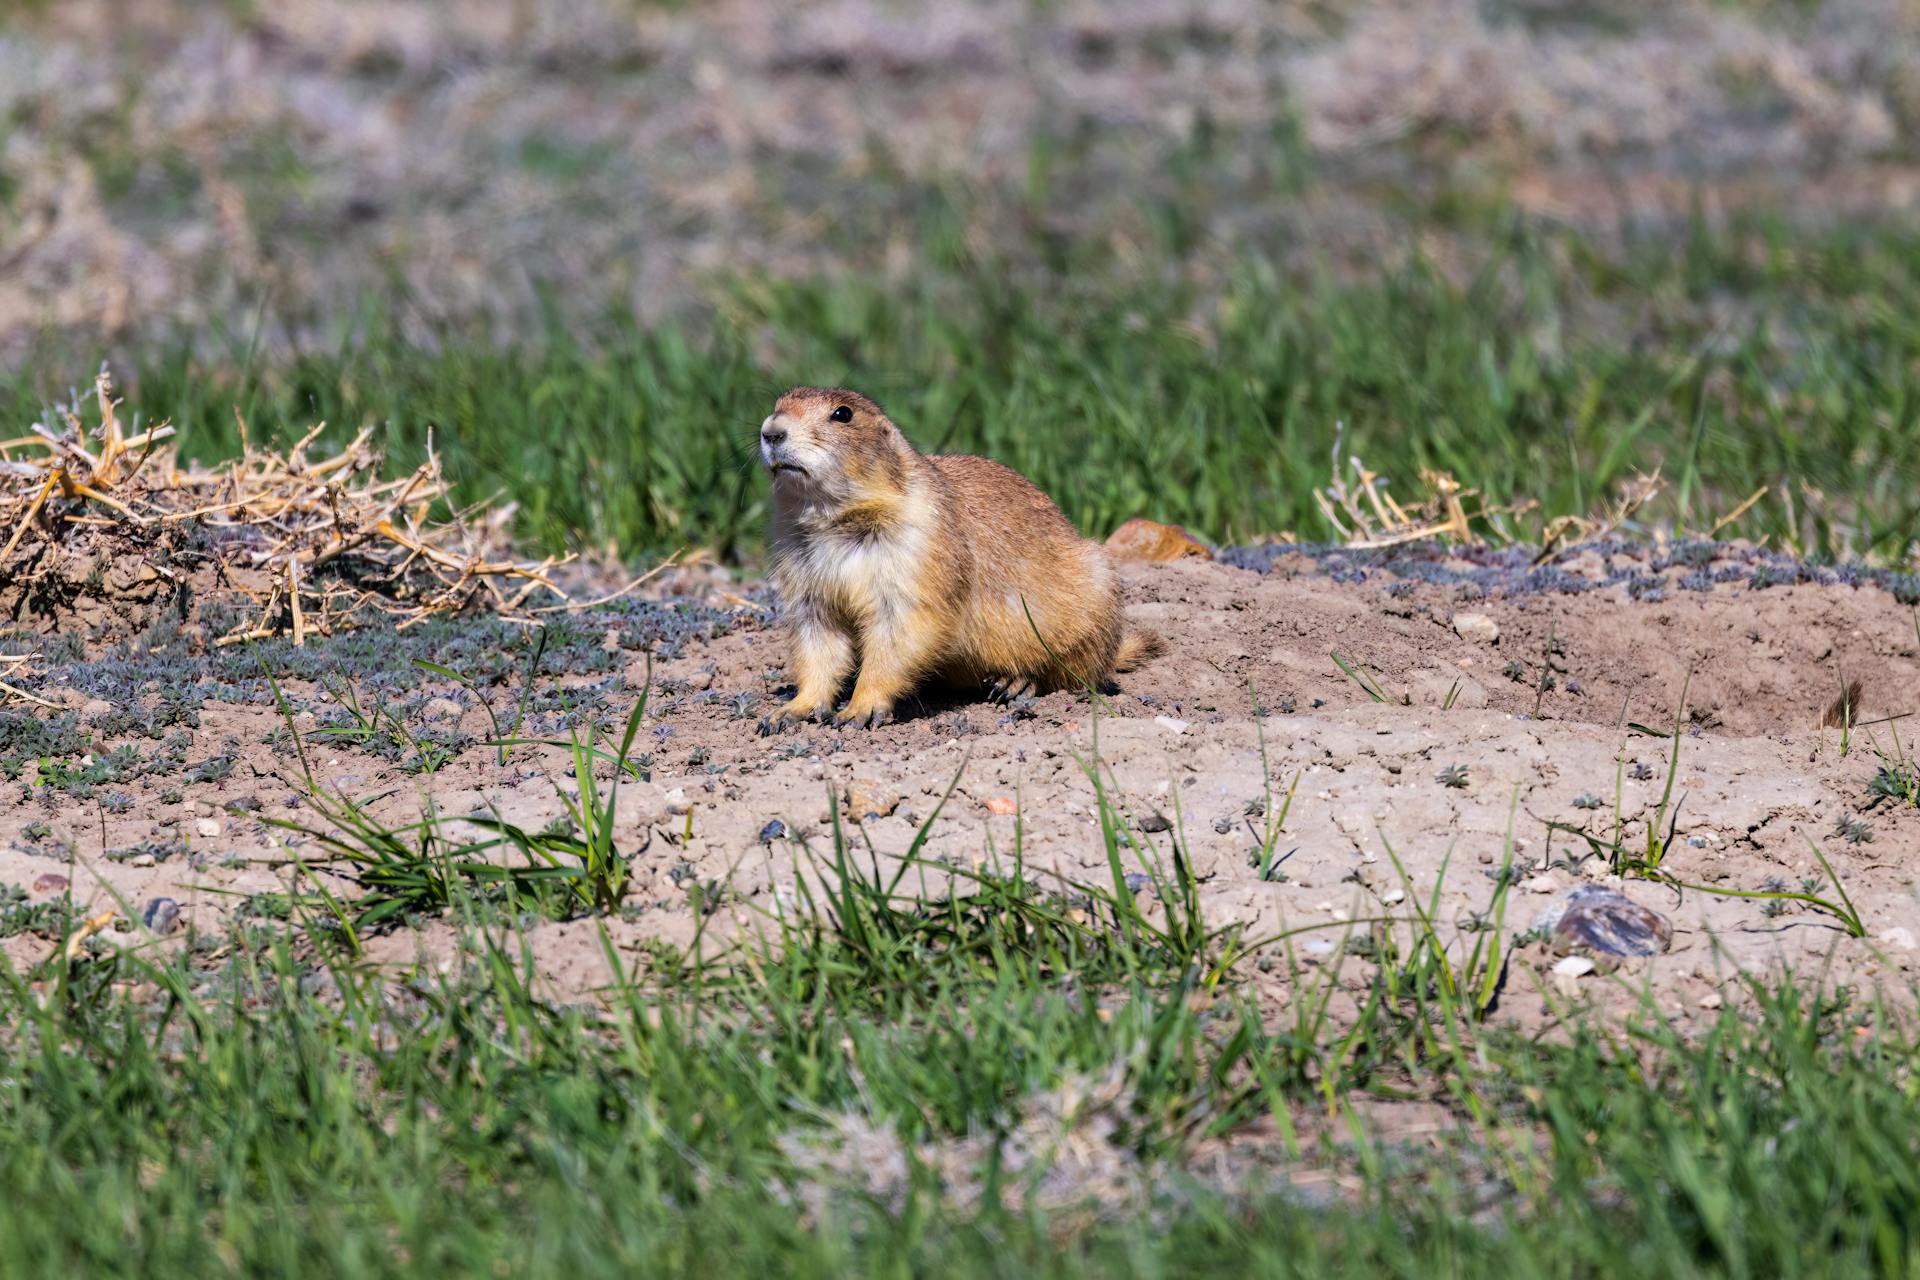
[774,489,935,627]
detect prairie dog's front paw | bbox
[834,701,894,729]
[778,695,834,728]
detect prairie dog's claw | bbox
[835,704,893,729]
[988,676,1035,704]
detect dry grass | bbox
[0,367,668,642]
[1314,429,1543,549]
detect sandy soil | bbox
[7,543,1918,1027]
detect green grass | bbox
[11,212,1920,563]
[3,785,1919,1275]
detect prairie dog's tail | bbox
[1114,628,1166,673]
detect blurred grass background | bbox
[8,210,1920,562]
[3,0,1920,562]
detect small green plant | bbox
[1243,684,1300,883]
[310,678,458,775]
[1330,652,1389,703]
[1867,719,1920,809]
[1531,622,1561,717]
[1572,792,1603,810]
[412,626,547,767]
[1869,759,1918,806]
[1247,845,1290,881]
[253,650,653,942]
[469,679,653,916]
[1832,814,1874,845]
[1437,763,1469,788]
[1370,788,1523,1024]
[1553,669,1691,876]
[0,883,67,939]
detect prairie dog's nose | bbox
[760,414,788,446]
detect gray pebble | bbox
[142,898,182,935]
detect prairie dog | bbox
[760,386,1162,727]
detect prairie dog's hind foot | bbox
[986,674,1037,703]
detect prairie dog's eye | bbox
[829,405,853,424]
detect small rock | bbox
[757,819,787,842]
[82,698,114,718]
[1451,612,1501,644]
[1522,870,1567,895]
[30,873,67,895]
[1153,715,1189,734]
[421,697,465,721]
[1104,518,1212,562]
[985,796,1018,816]
[142,898,181,935]
[1212,816,1234,835]
[194,818,221,839]
[1551,955,1596,978]
[1137,813,1173,834]
[130,853,157,868]
[1545,885,1673,963]
[1698,991,1724,1010]
[1551,955,1595,998]
[1878,926,1916,951]
[1380,888,1406,906]
[686,669,715,692]
[1299,939,1337,963]
[845,780,900,822]
[662,788,693,816]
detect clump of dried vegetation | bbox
[0,368,665,644]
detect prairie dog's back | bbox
[926,454,1083,557]
[922,453,1118,682]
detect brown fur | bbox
[758,386,1161,726]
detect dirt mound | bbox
[4,547,1917,1025]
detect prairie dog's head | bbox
[760,387,910,503]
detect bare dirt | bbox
[7,541,1919,1027]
